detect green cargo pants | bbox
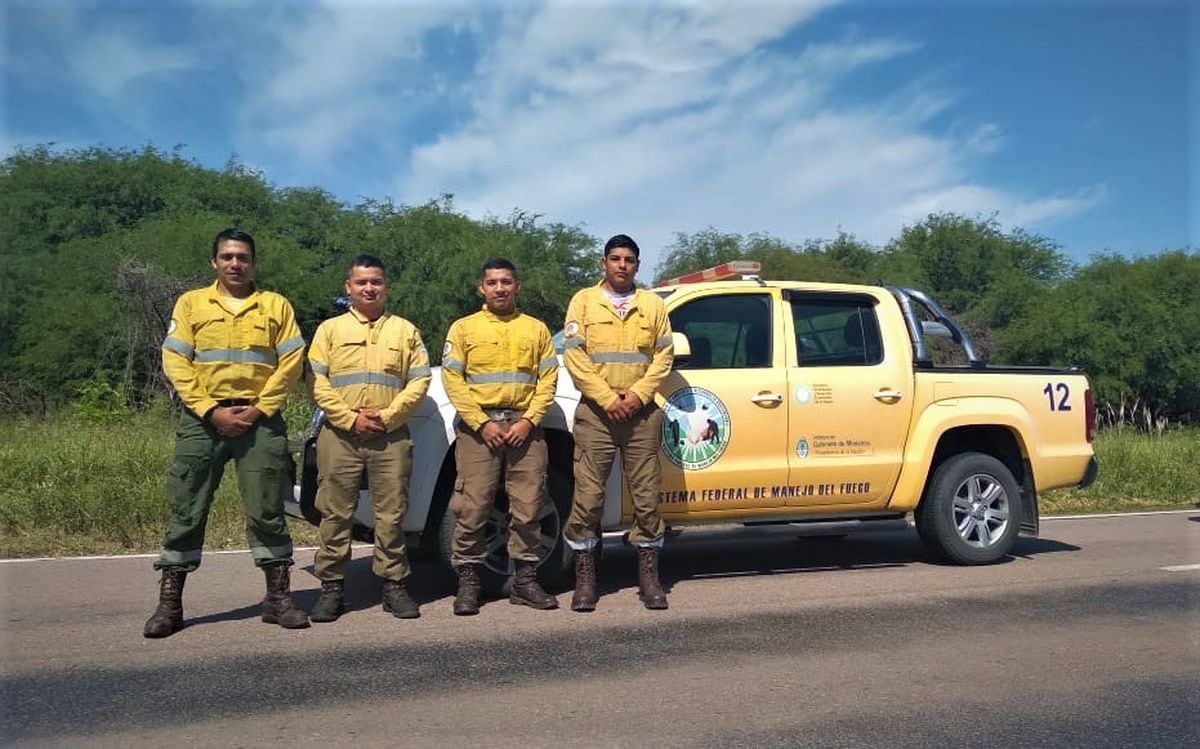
[154,409,294,572]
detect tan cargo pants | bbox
[450,416,548,565]
[313,424,412,582]
[565,399,665,548]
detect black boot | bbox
[309,580,345,623]
[143,569,186,638]
[382,579,420,619]
[636,547,668,610]
[453,563,482,616]
[510,561,558,610]
[261,564,310,629]
[571,549,598,612]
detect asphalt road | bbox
[2,513,1198,748]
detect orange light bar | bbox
[655,260,763,287]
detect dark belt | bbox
[216,398,253,407]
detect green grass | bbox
[1041,428,1199,514]
[0,402,320,558]
[0,409,1194,558]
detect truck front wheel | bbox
[915,452,1020,565]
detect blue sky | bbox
[3,0,1195,275]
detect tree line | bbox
[2,146,1196,424]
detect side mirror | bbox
[671,331,691,368]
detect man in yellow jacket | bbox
[563,234,674,611]
[307,255,431,622]
[146,228,308,638]
[441,258,560,615]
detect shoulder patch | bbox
[564,321,580,338]
[167,319,177,335]
[442,340,453,356]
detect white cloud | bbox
[243,0,474,159]
[965,123,1007,155]
[5,4,198,102]
[69,31,196,100]
[387,2,1104,273]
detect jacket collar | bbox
[205,281,260,315]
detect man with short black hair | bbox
[562,234,674,611]
[146,228,308,637]
[307,255,431,622]
[441,258,560,615]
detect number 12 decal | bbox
[1043,382,1071,411]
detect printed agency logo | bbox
[661,387,731,470]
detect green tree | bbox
[997,251,1200,422]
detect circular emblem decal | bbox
[564,321,580,338]
[442,340,453,356]
[794,385,810,405]
[661,387,731,470]
[796,438,810,459]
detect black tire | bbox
[915,452,1021,565]
[437,459,574,597]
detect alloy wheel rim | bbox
[951,473,1010,549]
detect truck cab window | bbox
[791,297,882,366]
[668,294,772,369]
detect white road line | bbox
[0,545,373,564]
[1,509,1194,564]
[1043,509,1197,521]
[1160,564,1200,572]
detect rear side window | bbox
[790,296,882,367]
[668,294,772,369]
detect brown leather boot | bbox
[261,564,310,629]
[636,547,668,610]
[510,561,558,610]
[570,548,598,612]
[143,569,186,638]
[453,563,482,616]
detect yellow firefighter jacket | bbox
[562,282,673,409]
[161,282,305,419]
[441,307,558,431]
[308,309,431,432]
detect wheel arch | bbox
[922,425,1039,537]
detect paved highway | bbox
[2,512,1197,747]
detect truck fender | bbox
[887,396,1035,513]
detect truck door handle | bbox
[873,389,903,402]
[750,392,784,407]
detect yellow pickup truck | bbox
[291,262,1099,591]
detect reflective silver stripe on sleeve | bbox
[538,356,558,372]
[563,337,585,350]
[276,335,305,357]
[162,337,195,359]
[407,365,432,380]
[589,352,650,365]
[656,335,673,348]
[329,372,406,389]
[194,348,278,365]
[464,371,537,385]
[442,357,465,373]
[310,361,330,376]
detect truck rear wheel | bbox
[915,452,1020,565]
[437,459,574,597]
